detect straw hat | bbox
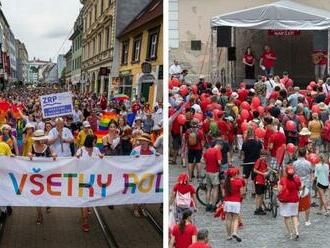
[32,129,49,141]
[299,127,311,136]
[319,102,327,110]
[1,124,11,131]
[137,133,152,143]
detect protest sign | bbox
[40,92,73,119]
[0,155,163,207]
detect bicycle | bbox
[196,174,223,206]
[264,168,279,218]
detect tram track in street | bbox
[94,204,163,248]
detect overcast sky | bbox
[2,0,82,61]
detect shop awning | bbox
[211,0,330,30]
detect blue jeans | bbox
[263,67,274,77]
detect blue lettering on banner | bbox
[44,105,72,118]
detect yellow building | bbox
[117,0,163,107]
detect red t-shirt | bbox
[217,119,228,138]
[206,102,222,112]
[264,128,274,150]
[171,224,198,248]
[298,135,309,148]
[203,147,222,173]
[185,128,204,150]
[173,183,196,195]
[224,177,245,202]
[269,91,279,101]
[172,118,181,135]
[279,176,301,203]
[188,242,211,248]
[238,89,249,102]
[262,50,276,68]
[244,54,254,64]
[269,131,286,157]
[254,158,268,185]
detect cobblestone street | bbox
[169,155,330,248]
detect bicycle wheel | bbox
[196,185,208,206]
[271,191,278,218]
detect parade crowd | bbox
[168,60,330,247]
[0,84,163,232]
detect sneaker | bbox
[205,204,212,212]
[325,211,330,217]
[305,221,311,226]
[254,209,266,215]
[232,234,242,242]
[294,234,299,241]
[311,202,319,207]
[226,236,233,241]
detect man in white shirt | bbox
[265,74,275,100]
[72,105,83,123]
[48,118,74,157]
[169,59,182,77]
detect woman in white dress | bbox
[76,134,104,232]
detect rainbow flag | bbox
[95,130,108,150]
[99,112,118,131]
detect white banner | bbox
[40,92,73,119]
[0,156,163,207]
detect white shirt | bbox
[76,147,101,159]
[191,104,202,113]
[169,64,182,75]
[72,110,82,123]
[48,127,74,157]
[265,79,275,99]
[323,83,330,95]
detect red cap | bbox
[177,173,189,184]
[226,167,240,177]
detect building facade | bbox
[0,9,10,89]
[169,0,330,85]
[27,58,49,84]
[81,0,151,97]
[8,29,16,82]
[57,55,66,82]
[70,9,83,90]
[64,48,72,87]
[39,63,58,83]
[118,0,163,107]
[15,39,29,83]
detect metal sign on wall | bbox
[268,30,301,36]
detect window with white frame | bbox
[121,41,129,65]
[132,36,142,63]
[147,28,160,60]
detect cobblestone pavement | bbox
[1,205,162,248]
[169,155,330,248]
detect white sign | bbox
[40,92,73,119]
[0,155,163,207]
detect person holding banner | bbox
[28,129,57,224]
[76,134,104,232]
[102,120,121,156]
[48,118,74,158]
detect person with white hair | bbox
[48,117,74,157]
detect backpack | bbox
[321,124,330,141]
[176,191,192,208]
[187,129,198,146]
[224,104,236,119]
[218,96,228,109]
[208,120,219,137]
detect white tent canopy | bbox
[211,0,330,30]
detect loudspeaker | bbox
[217,26,231,47]
[228,47,236,61]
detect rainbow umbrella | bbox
[99,112,118,131]
[112,94,129,102]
